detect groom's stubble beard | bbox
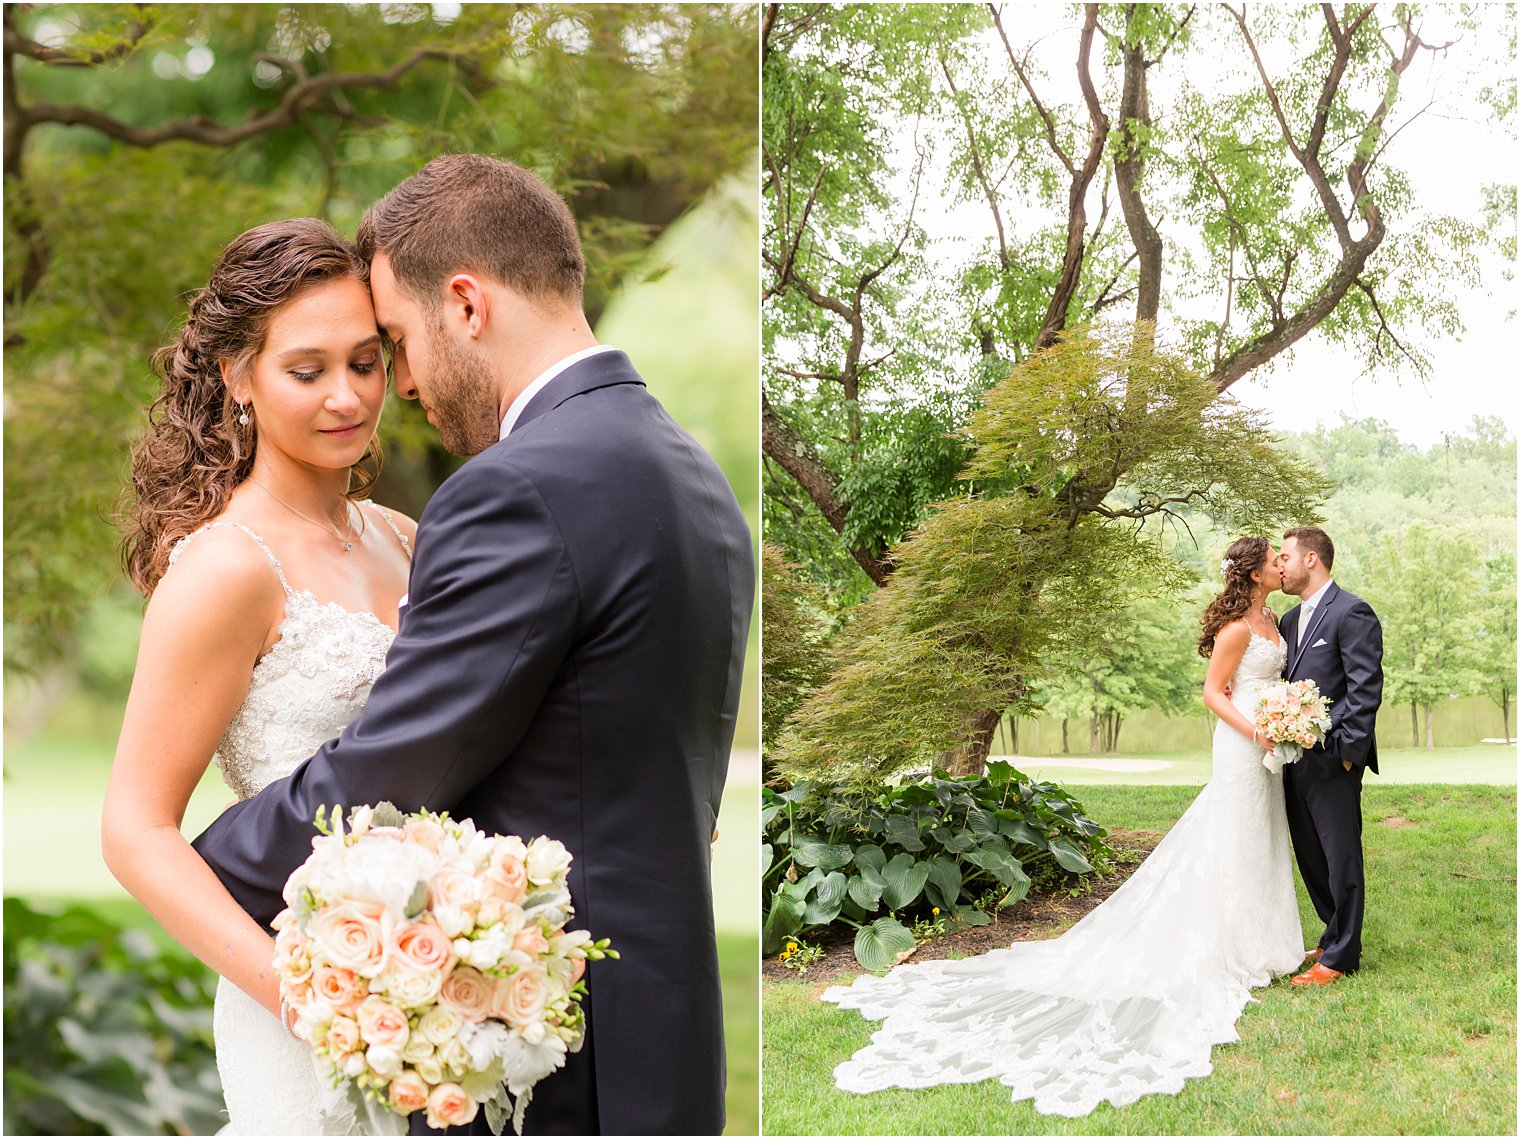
[423,316,504,456]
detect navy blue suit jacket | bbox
[1282,581,1383,776]
[193,351,753,1134]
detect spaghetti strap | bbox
[168,520,293,595]
[360,500,413,561]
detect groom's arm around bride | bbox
[191,155,754,1135]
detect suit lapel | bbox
[1287,582,1339,677]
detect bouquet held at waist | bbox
[273,802,615,1135]
[1252,679,1333,775]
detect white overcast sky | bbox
[888,4,1518,449]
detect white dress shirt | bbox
[498,344,619,440]
[1298,579,1334,637]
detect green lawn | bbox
[1005,743,1517,787]
[763,783,1516,1136]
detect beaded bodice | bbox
[167,502,409,801]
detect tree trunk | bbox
[942,707,1002,777]
[1010,716,1019,754]
[1423,702,1435,750]
[1411,701,1419,748]
[1503,685,1512,743]
[1088,708,1099,756]
[1110,712,1123,754]
[1061,717,1070,754]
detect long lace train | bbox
[821,633,1303,1117]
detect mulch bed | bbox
[762,828,1166,986]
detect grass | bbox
[762,783,1516,1136]
[1005,743,1517,787]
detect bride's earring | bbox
[237,404,251,428]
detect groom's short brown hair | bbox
[1283,525,1335,570]
[356,153,585,307]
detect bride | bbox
[101,218,416,1134]
[822,535,1306,1117]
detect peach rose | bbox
[513,926,548,959]
[357,996,410,1049]
[272,922,311,982]
[325,1014,361,1056]
[438,965,493,1023]
[429,867,481,914]
[484,850,528,905]
[495,967,549,1028]
[312,965,368,1016]
[426,1083,478,1130]
[394,918,457,975]
[404,816,448,853]
[388,1070,429,1115]
[310,900,391,977]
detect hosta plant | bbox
[762,762,1111,970]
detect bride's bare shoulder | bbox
[150,522,285,626]
[362,500,418,543]
[1214,617,1253,650]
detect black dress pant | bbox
[1284,751,1365,973]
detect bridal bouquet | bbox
[1252,679,1333,774]
[272,803,615,1136]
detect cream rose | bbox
[418,1004,464,1047]
[425,1082,478,1129]
[497,967,549,1028]
[366,1044,403,1079]
[525,837,572,885]
[404,816,447,853]
[415,1055,444,1085]
[388,1070,429,1114]
[441,1036,473,1077]
[438,965,494,1023]
[377,966,443,1009]
[401,1032,436,1064]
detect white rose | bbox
[416,1055,444,1085]
[342,1052,368,1078]
[525,838,572,885]
[433,903,473,939]
[418,1005,463,1047]
[402,1033,435,1063]
[441,1037,473,1076]
[381,967,443,1008]
[366,1044,403,1079]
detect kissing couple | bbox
[103,154,753,1135]
[823,527,1383,1117]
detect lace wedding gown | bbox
[169,504,409,1135]
[822,631,1304,1117]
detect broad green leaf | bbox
[847,872,885,910]
[762,889,806,955]
[884,813,926,851]
[792,840,854,870]
[803,870,848,925]
[853,916,917,972]
[1050,836,1095,874]
[880,851,931,909]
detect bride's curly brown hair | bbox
[119,218,380,595]
[1197,536,1272,658]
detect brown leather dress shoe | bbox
[1304,947,1324,962]
[1291,962,1344,986]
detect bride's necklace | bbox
[248,480,359,553]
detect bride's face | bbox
[233,276,386,470]
[1257,547,1284,594]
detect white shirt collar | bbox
[498,344,618,440]
[1301,579,1334,614]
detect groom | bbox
[192,154,754,1133]
[1277,526,1382,986]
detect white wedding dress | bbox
[170,504,409,1136]
[822,631,1304,1117]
